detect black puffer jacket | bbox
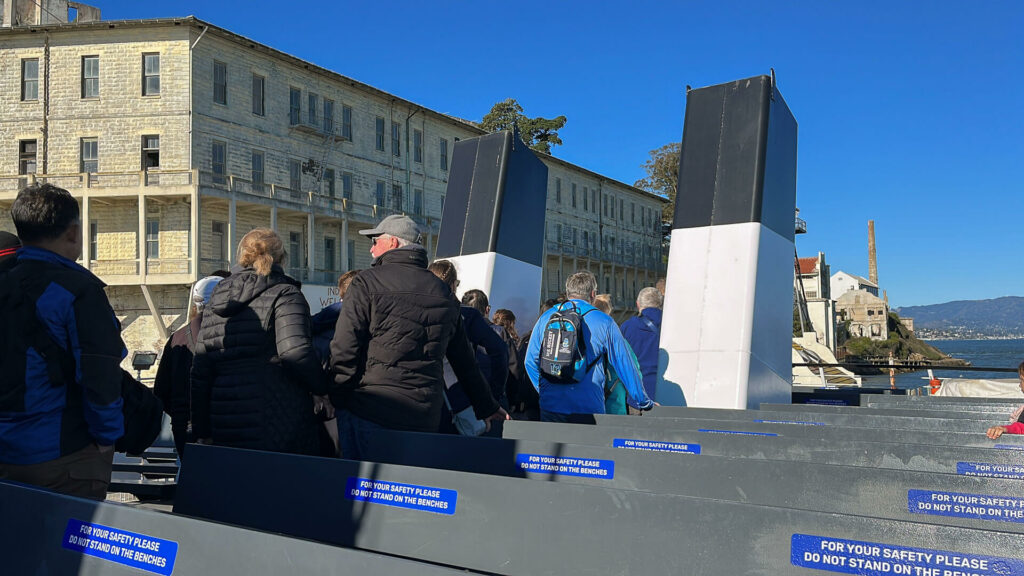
[191,265,324,455]
[329,245,499,432]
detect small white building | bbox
[830,271,879,298]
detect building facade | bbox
[797,252,837,351]
[830,270,879,299]
[0,15,666,369]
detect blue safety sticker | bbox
[790,533,1024,575]
[993,444,1024,451]
[957,462,1024,479]
[62,519,177,576]
[807,399,848,406]
[345,477,457,515]
[753,419,826,426]
[698,428,778,437]
[612,438,701,454]
[908,489,1024,524]
[515,453,615,479]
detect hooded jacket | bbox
[620,307,663,407]
[329,245,499,432]
[190,265,324,455]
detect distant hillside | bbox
[896,297,1024,338]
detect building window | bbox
[620,199,624,221]
[80,138,98,173]
[603,194,608,216]
[21,59,39,101]
[252,74,265,116]
[391,184,403,211]
[555,178,562,203]
[251,150,264,190]
[572,228,578,246]
[213,60,227,105]
[591,189,597,213]
[289,232,302,268]
[18,140,37,175]
[391,122,401,157]
[571,183,577,208]
[145,219,159,258]
[413,129,423,163]
[211,141,226,184]
[289,87,301,125]
[308,93,319,125]
[211,221,226,262]
[341,105,352,140]
[631,202,636,224]
[583,186,588,211]
[440,138,448,171]
[81,56,99,98]
[375,180,386,206]
[375,117,385,151]
[289,159,301,190]
[141,135,159,169]
[323,99,334,134]
[142,53,160,96]
[89,222,98,259]
[582,229,589,249]
[342,172,353,200]
[414,189,423,215]
[324,168,335,197]
[324,237,336,272]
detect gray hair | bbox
[383,233,413,248]
[636,287,663,311]
[565,271,597,301]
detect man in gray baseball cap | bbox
[330,214,508,459]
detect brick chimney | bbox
[868,220,878,285]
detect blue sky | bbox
[98,1,1023,307]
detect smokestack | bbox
[868,220,878,286]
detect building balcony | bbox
[0,169,195,200]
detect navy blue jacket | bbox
[311,301,342,390]
[0,247,125,465]
[620,307,663,407]
[445,307,508,412]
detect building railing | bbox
[197,171,437,231]
[1,170,194,194]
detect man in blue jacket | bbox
[0,184,125,500]
[525,271,653,421]
[620,287,664,412]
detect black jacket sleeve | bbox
[329,275,371,405]
[274,286,326,396]
[467,315,508,401]
[446,313,500,419]
[190,320,213,439]
[152,337,175,411]
[72,283,127,445]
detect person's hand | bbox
[314,395,336,419]
[987,425,1008,440]
[485,407,511,423]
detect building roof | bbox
[797,257,818,275]
[831,270,878,288]
[0,16,667,205]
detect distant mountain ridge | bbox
[896,296,1024,337]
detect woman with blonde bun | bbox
[191,228,325,455]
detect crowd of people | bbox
[5,183,1023,504]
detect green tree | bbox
[634,142,680,223]
[480,99,567,155]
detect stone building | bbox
[0,13,666,371]
[836,290,889,341]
